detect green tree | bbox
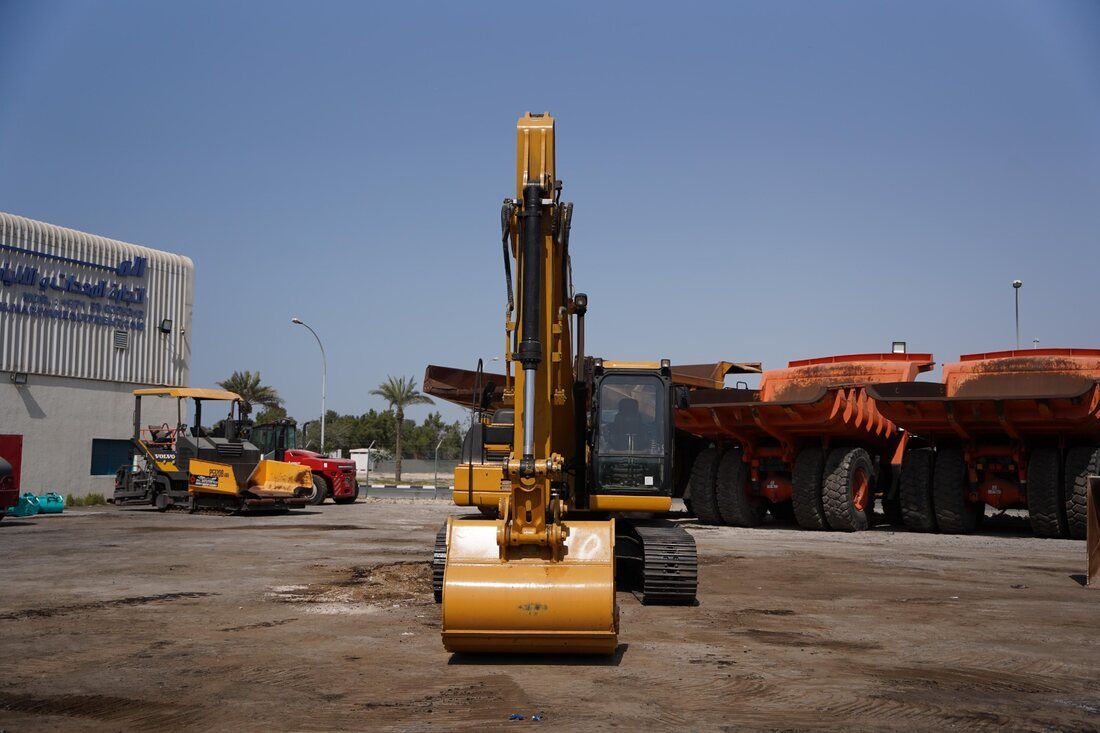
[441,420,464,460]
[217,370,283,414]
[255,405,287,425]
[370,375,433,481]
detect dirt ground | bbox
[1,500,1097,732]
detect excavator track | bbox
[432,523,447,603]
[618,520,698,605]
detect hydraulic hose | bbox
[500,200,515,315]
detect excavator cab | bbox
[590,362,675,497]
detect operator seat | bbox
[609,397,649,450]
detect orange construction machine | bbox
[867,348,1100,538]
[677,352,934,531]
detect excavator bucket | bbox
[441,518,619,654]
[247,460,313,497]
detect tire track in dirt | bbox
[820,694,1007,728]
[352,674,532,731]
[875,664,1072,695]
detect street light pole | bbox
[1012,280,1022,350]
[365,439,375,487]
[291,317,326,454]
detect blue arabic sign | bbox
[0,245,149,331]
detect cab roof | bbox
[132,387,241,401]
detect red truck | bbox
[249,420,359,505]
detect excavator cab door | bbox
[591,368,674,496]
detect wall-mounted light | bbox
[9,372,28,386]
[892,341,907,354]
[159,318,173,334]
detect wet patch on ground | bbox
[127,523,370,533]
[733,628,882,651]
[0,692,192,728]
[0,591,217,620]
[219,617,299,632]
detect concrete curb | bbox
[363,485,453,500]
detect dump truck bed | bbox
[866,348,1100,442]
[676,353,934,447]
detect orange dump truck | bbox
[677,352,934,531]
[866,348,1100,538]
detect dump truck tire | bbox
[689,446,724,525]
[477,504,499,518]
[900,449,937,532]
[792,447,828,530]
[1064,446,1100,540]
[822,447,874,532]
[933,448,979,534]
[307,474,328,505]
[716,448,765,527]
[1027,447,1066,538]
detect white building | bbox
[0,212,194,496]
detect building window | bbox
[90,439,131,476]
[113,330,129,350]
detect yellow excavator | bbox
[426,112,733,654]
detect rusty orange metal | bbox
[676,352,935,466]
[867,349,1100,444]
[867,348,1100,534]
[758,474,792,503]
[852,466,871,512]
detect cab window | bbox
[595,375,667,491]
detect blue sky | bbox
[2,1,1098,424]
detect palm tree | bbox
[217,371,283,414]
[370,375,433,482]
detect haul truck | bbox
[112,388,313,513]
[676,352,934,531]
[867,348,1100,538]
